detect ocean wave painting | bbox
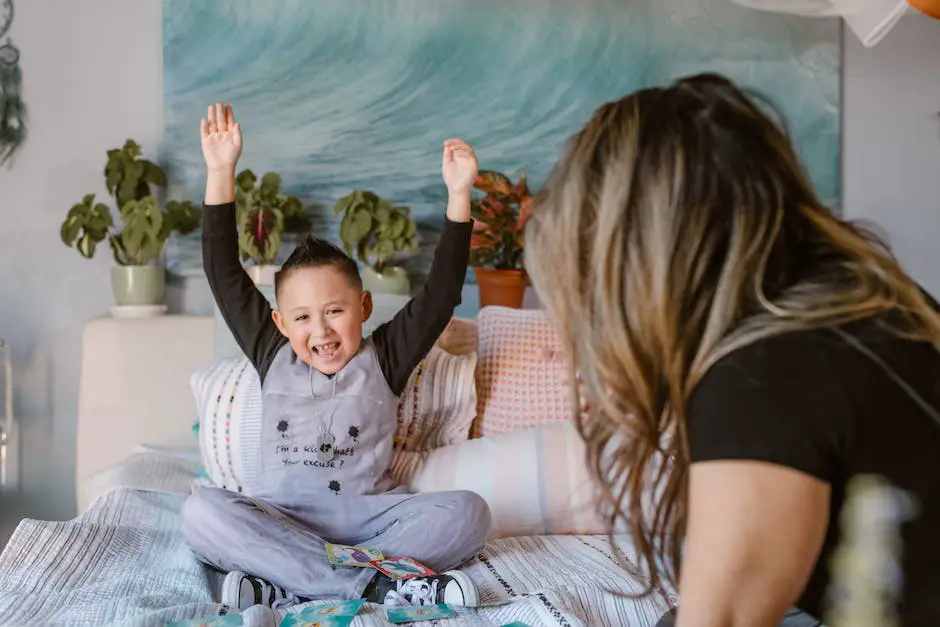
[161,0,840,277]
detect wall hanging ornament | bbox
[0,0,25,166]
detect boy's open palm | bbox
[201,102,242,171]
[442,138,478,195]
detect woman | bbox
[524,73,940,627]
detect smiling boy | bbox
[180,103,491,611]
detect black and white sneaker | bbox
[221,570,300,610]
[364,570,479,608]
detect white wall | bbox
[0,3,937,527]
[843,12,940,299]
[0,0,164,522]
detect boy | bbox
[180,103,492,611]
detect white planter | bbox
[245,264,279,286]
[360,266,410,295]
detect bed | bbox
[0,315,676,626]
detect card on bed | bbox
[279,614,353,627]
[293,599,364,618]
[324,542,384,567]
[386,603,457,623]
[278,616,352,627]
[369,556,436,580]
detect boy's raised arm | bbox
[201,103,285,379]
[372,139,477,396]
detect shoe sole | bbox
[443,570,479,607]
[221,571,245,608]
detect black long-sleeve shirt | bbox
[202,202,471,395]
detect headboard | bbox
[76,315,214,513]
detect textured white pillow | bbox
[393,345,478,453]
[192,339,478,492]
[190,356,263,493]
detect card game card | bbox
[295,599,364,618]
[324,543,384,568]
[386,603,456,623]
[369,557,436,580]
[278,616,352,627]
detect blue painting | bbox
[161,0,840,278]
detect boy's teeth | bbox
[314,342,339,354]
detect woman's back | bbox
[687,312,940,624]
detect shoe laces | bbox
[385,577,439,607]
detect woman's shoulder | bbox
[686,326,856,481]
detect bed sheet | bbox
[0,449,676,626]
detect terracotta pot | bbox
[474,268,527,309]
[908,0,940,19]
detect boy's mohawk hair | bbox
[274,235,362,297]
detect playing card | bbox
[369,557,436,580]
[296,599,364,618]
[324,542,384,567]
[278,616,352,627]
[386,603,457,623]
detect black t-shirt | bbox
[687,314,940,625]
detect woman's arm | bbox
[676,460,830,627]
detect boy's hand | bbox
[441,138,478,196]
[201,102,242,173]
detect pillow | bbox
[192,328,478,492]
[394,345,478,453]
[473,306,573,438]
[436,317,478,356]
[190,356,264,493]
[389,420,605,538]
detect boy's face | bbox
[271,265,372,375]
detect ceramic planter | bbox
[245,264,279,286]
[110,265,166,306]
[360,266,411,296]
[474,267,527,309]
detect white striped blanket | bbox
[0,449,676,626]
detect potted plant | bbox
[469,169,534,308]
[60,139,201,308]
[234,169,306,285]
[332,190,419,295]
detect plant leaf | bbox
[473,170,514,195]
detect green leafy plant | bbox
[104,139,167,209]
[469,170,533,270]
[333,190,419,273]
[235,169,306,265]
[60,140,200,265]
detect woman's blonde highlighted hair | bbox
[524,73,940,594]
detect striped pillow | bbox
[394,345,478,453]
[390,420,606,538]
[190,356,263,493]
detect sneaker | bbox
[365,570,479,608]
[221,570,299,610]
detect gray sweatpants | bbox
[179,485,492,600]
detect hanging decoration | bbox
[727,0,940,48]
[0,0,26,166]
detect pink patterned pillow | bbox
[472,306,573,438]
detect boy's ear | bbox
[361,291,373,323]
[271,309,289,337]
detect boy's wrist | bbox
[206,165,237,176]
[205,168,237,205]
[445,192,471,222]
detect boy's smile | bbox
[271,264,373,375]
